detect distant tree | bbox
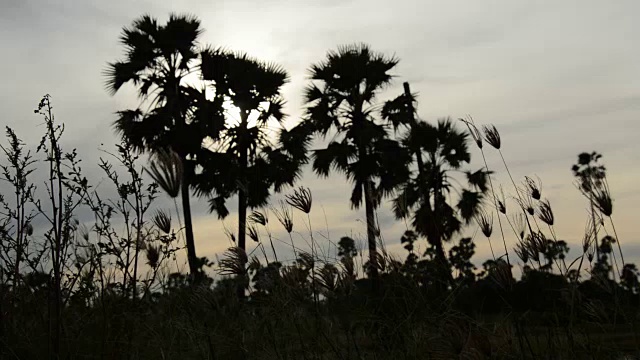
[591,235,616,280]
[572,151,606,262]
[104,14,226,280]
[195,50,305,272]
[572,152,624,270]
[384,87,491,283]
[301,44,411,283]
[388,116,489,283]
[621,264,640,294]
[448,237,477,286]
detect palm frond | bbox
[103,61,143,95]
[381,91,415,130]
[208,196,230,219]
[312,141,355,177]
[278,122,313,162]
[112,109,146,152]
[349,181,364,209]
[437,118,470,168]
[457,190,483,224]
[466,169,492,193]
[162,13,203,60]
[392,182,419,219]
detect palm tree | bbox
[301,44,411,282]
[388,114,489,283]
[195,49,306,263]
[105,14,226,281]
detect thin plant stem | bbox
[499,151,522,200]
[266,228,278,263]
[480,150,510,265]
[546,224,566,275]
[504,212,521,241]
[288,232,297,261]
[321,205,332,260]
[307,214,319,305]
[497,149,539,250]
[486,236,496,260]
[589,201,600,266]
[173,197,183,241]
[599,223,621,281]
[609,217,625,266]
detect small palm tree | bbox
[301,44,411,282]
[105,14,226,280]
[195,49,305,263]
[390,117,490,282]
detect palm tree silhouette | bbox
[301,44,411,283]
[195,49,304,266]
[105,14,225,281]
[389,114,489,283]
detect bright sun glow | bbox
[182,71,285,153]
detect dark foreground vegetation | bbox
[1,13,638,359]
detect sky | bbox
[1,0,639,275]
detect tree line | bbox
[104,14,499,289]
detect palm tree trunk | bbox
[237,111,249,299]
[238,193,247,255]
[364,180,379,286]
[432,188,453,288]
[433,241,449,281]
[238,111,249,255]
[404,83,427,188]
[237,188,247,299]
[181,170,199,283]
[238,182,247,255]
[403,82,431,226]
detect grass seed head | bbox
[515,241,529,263]
[146,148,183,198]
[537,199,554,226]
[286,186,313,214]
[482,124,501,150]
[152,209,172,235]
[146,245,160,268]
[511,213,527,240]
[592,184,613,217]
[515,191,535,216]
[459,116,483,149]
[247,224,260,243]
[248,210,268,226]
[219,247,248,277]
[493,185,507,214]
[273,201,294,233]
[476,209,493,238]
[524,175,542,201]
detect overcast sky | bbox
[1,0,639,273]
